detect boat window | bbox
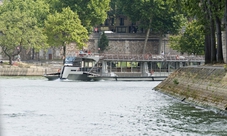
[64,57,75,64]
[73,61,81,67]
[65,57,76,63]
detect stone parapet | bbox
[154,66,227,112]
[89,33,159,40]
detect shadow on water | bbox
[159,101,227,136]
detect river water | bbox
[0,77,227,136]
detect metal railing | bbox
[100,54,205,62]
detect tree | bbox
[45,7,88,62]
[213,0,225,63]
[168,0,225,64]
[225,0,227,64]
[54,0,111,31]
[98,32,109,52]
[118,0,159,54]
[150,2,185,54]
[117,0,183,54]
[0,0,48,65]
[169,21,205,55]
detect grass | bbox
[173,79,179,85]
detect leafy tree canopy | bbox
[170,21,204,55]
[54,0,111,31]
[118,0,184,35]
[151,3,186,35]
[2,0,50,26]
[45,7,88,57]
[0,0,48,64]
[117,0,184,54]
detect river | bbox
[0,76,227,136]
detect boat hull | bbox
[89,76,166,81]
[66,73,92,81]
[44,73,60,81]
[60,66,102,81]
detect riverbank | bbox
[154,65,227,113]
[0,61,61,76]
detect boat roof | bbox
[66,53,100,62]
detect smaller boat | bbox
[44,72,60,81]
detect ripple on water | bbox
[1,78,227,136]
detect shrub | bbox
[98,32,109,52]
[173,79,179,85]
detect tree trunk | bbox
[208,0,216,63]
[216,16,224,63]
[225,0,227,63]
[143,28,150,54]
[1,47,12,65]
[143,18,152,54]
[9,56,12,65]
[203,0,211,64]
[63,44,66,64]
[210,18,216,63]
[205,34,211,64]
[32,48,35,60]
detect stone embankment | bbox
[154,66,227,112]
[0,62,61,76]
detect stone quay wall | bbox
[0,67,46,76]
[0,64,60,76]
[154,66,227,112]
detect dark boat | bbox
[44,72,60,81]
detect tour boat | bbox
[44,53,204,81]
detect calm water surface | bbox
[0,77,227,136]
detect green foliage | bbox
[118,0,183,34]
[168,0,226,64]
[118,0,162,29]
[116,0,185,54]
[55,0,111,31]
[45,7,88,50]
[169,21,205,55]
[150,2,186,35]
[0,0,48,64]
[224,64,227,72]
[98,33,109,52]
[173,79,179,85]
